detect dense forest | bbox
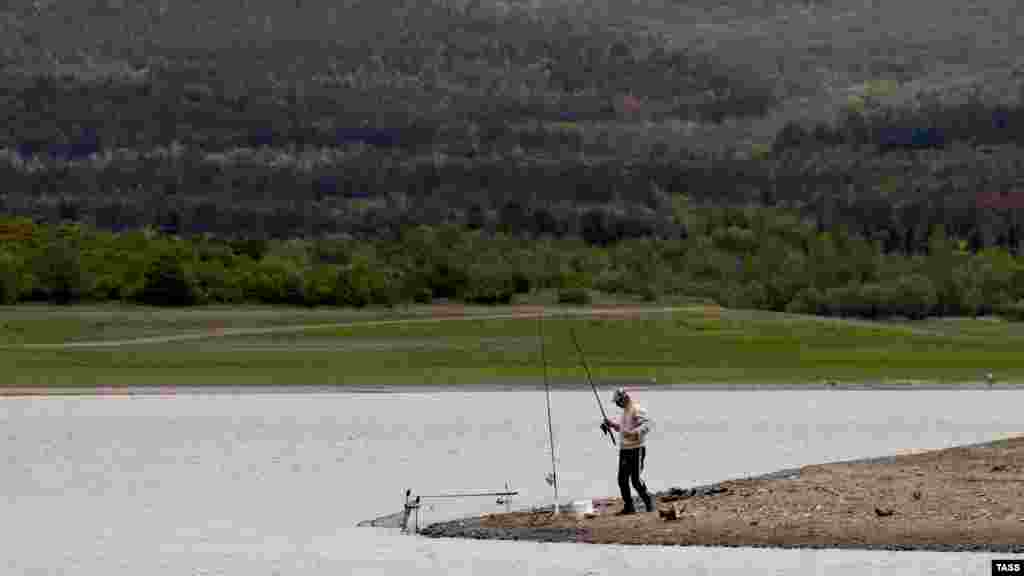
[4,90,1024,254]
[3,35,1024,253]
[3,0,1024,316]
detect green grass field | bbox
[2,304,1022,388]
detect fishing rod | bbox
[538,312,559,514]
[567,319,616,447]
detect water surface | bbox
[2,389,1021,574]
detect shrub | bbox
[18,272,45,302]
[335,260,395,308]
[89,274,122,302]
[0,252,19,305]
[464,272,516,305]
[997,300,1024,322]
[558,286,592,305]
[822,284,862,317]
[135,253,199,306]
[893,274,938,319]
[957,285,984,318]
[230,238,269,260]
[511,270,532,294]
[389,261,433,305]
[195,239,237,267]
[638,282,661,303]
[593,267,630,294]
[241,257,306,305]
[33,239,91,304]
[720,281,765,310]
[1011,265,1024,302]
[371,267,405,307]
[428,261,471,300]
[762,273,805,312]
[558,268,594,291]
[785,287,825,316]
[711,226,758,254]
[312,238,352,265]
[463,258,517,305]
[194,260,245,304]
[405,276,435,304]
[858,282,888,318]
[304,265,341,306]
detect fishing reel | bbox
[497,480,516,506]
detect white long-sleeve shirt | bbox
[618,403,652,450]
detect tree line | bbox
[2,205,1022,320]
[5,137,1024,254]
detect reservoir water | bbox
[2,389,1022,574]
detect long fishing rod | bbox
[538,312,559,514]
[567,318,616,447]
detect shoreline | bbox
[2,380,1023,397]
[418,437,1024,553]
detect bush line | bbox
[1,208,1023,320]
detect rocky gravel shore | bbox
[420,436,1024,553]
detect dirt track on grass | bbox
[420,436,1024,553]
[6,304,713,350]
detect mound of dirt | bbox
[421,436,1024,553]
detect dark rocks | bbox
[658,501,684,521]
[658,485,730,501]
[418,517,589,542]
[417,514,1024,553]
[656,465,805,503]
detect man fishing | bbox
[601,387,654,515]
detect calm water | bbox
[2,389,1022,575]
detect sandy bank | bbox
[420,437,1024,553]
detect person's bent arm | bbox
[630,408,651,438]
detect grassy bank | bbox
[3,304,1023,388]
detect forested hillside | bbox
[2,0,1024,313]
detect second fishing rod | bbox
[565,313,616,447]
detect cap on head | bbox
[612,387,629,407]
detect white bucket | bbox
[571,500,594,518]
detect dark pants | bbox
[618,446,652,512]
